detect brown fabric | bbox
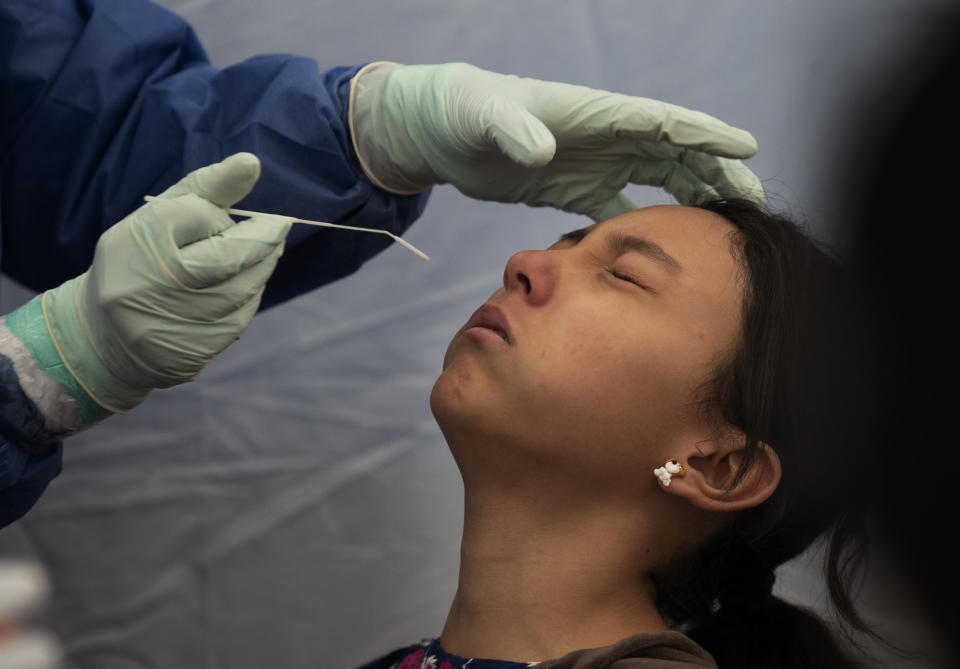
[536,631,718,669]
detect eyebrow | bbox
[557,227,683,274]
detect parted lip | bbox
[464,303,512,344]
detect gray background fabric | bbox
[0,1,949,667]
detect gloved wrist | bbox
[349,61,439,194]
[42,276,150,414]
[3,295,117,431]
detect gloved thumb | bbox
[591,192,639,222]
[159,152,262,208]
[485,98,557,168]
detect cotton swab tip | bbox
[393,236,430,261]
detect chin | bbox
[429,373,475,473]
[429,362,469,428]
[429,361,502,447]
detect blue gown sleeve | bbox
[0,352,63,528]
[0,439,63,528]
[0,0,431,309]
[0,0,432,526]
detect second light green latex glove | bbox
[41,153,291,414]
[350,62,764,221]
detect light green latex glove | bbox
[350,62,764,221]
[41,153,291,414]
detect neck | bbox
[439,477,670,663]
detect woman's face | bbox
[431,205,745,489]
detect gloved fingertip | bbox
[491,109,557,168]
[738,181,766,204]
[656,163,718,206]
[713,160,766,204]
[687,183,722,207]
[591,192,638,222]
[725,129,759,159]
[207,152,262,204]
[220,152,262,185]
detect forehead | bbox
[565,205,742,282]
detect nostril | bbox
[518,273,531,294]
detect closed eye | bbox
[606,267,650,291]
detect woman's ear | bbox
[658,434,781,512]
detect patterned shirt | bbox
[355,631,718,669]
[357,638,539,669]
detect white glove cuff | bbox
[348,61,434,195]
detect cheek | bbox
[527,315,705,434]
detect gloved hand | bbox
[349,62,764,221]
[41,152,291,414]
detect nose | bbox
[503,249,557,306]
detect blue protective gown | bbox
[0,0,431,527]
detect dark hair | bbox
[651,198,876,669]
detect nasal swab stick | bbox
[142,196,429,261]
